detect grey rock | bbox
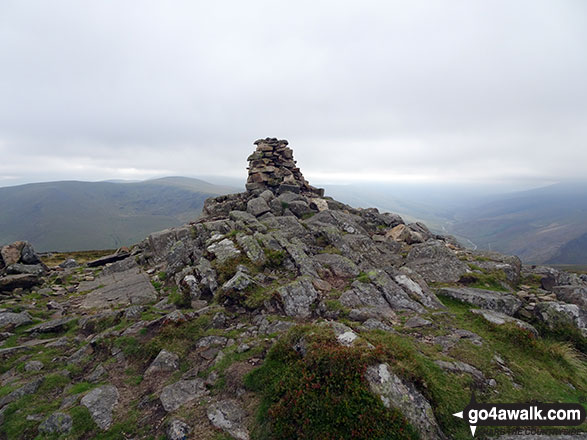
[206,238,241,263]
[533,301,586,336]
[236,233,266,264]
[0,274,42,292]
[434,360,485,382]
[437,287,522,316]
[366,363,445,440]
[360,318,395,332]
[87,364,107,383]
[552,285,587,309]
[160,379,207,412]
[20,242,43,265]
[287,200,313,218]
[196,335,228,348]
[404,316,432,328]
[167,419,192,440]
[246,197,271,217]
[277,277,318,318]
[222,271,252,292]
[470,309,538,336]
[405,241,469,283]
[0,377,43,408]
[313,253,360,278]
[26,317,76,334]
[86,251,130,268]
[394,272,444,309]
[124,305,144,320]
[211,312,227,328]
[80,385,119,430]
[145,350,180,376]
[38,412,73,434]
[273,234,318,277]
[5,263,46,276]
[207,400,250,440]
[78,268,157,309]
[0,311,32,330]
[24,360,44,372]
[59,258,78,269]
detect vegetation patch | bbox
[244,326,418,440]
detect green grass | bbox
[244,326,419,440]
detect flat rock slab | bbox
[0,274,42,292]
[160,379,208,412]
[80,385,119,430]
[207,400,250,440]
[437,287,521,316]
[0,311,32,330]
[470,309,538,336]
[86,252,130,268]
[78,269,157,309]
[25,317,76,334]
[366,363,445,440]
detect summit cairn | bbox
[246,137,324,196]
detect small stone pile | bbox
[245,138,324,196]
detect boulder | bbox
[246,197,271,217]
[366,363,445,440]
[313,253,360,278]
[0,311,32,330]
[206,238,241,263]
[0,274,42,292]
[5,263,46,276]
[405,241,469,283]
[38,412,73,434]
[160,379,208,412]
[145,350,180,377]
[552,285,587,309]
[277,277,318,318]
[437,287,522,316]
[167,419,192,440]
[533,302,586,336]
[207,400,250,440]
[470,309,538,336]
[80,385,119,430]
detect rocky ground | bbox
[0,139,585,439]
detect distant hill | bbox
[448,181,587,264]
[0,177,239,251]
[322,181,587,265]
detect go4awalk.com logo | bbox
[453,394,586,437]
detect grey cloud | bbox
[0,0,586,187]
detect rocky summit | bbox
[0,139,585,439]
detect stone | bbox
[160,379,208,412]
[405,241,469,283]
[394,273,443,309]
[246,197,271,217]
[385,224,424,244]
[145,350,180,377]
[87,365,107,383]
[434,360,485,382]
[0,311,32,330]
[24,360,44,372]
[206,238,241,263]
[78,268,157,309]
[0,377,43,408]
[222,270,252,292]
[236,234,266,264]
[437,287,522,316]
[207,400,250,440]
[552,285,587,309]
[38,412,73,434]
[365,363,445,440]
[404,316,432,328]
[80,385,119,430]
[167,419,192,440]
[533,301,586,336]
[313,253,360,278]
[1,242,23,266]
[5,263,46,276]
[0,273,42,292]
[25,317,76,334]
[20,242,42,264]
[470,309,538,336]
[59,258,78,269]
[277,277,318,318]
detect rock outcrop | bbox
[0,138,584,439]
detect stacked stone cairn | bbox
[245,138,324,196]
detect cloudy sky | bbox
[1,0,586,188]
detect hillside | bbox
[0,139,585,439]
[448,182,587,264]
[0,177,238,252]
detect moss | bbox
[244,326,418,440]
[168,286,191,309]
[157,271,167,281]
[356,271,376,283]
[458,271,509,292]
[263,249,285,269]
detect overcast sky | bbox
[1,0,586,188]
